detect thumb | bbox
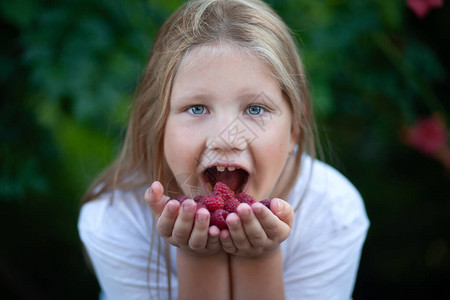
[271,198,294,227]
[145,181,170,218]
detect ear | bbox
[289,121,300,153]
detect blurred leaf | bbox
[374,0,404,31]
[311,79,335,117]
[0,0,40,28]
[1,0,449,298]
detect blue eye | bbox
[188,105,205,115]
[247,105,264,115]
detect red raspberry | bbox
[224,197,240,213]
[196,203,206,210]
[204,195,225,213]
[210,209,229,229]
[260,199,272,210]
[236,192,256,205]
[194,195,205,204]
[213,182,235,201]
[172,195,190,203]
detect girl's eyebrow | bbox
[171,93,212,103]
[238,91,279,103]
[172,90,280,104]
[239,92,266,102]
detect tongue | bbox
[215,171,242,192]
[205,168,247,193]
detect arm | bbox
[280,163,370,300]
[78,194,172,299]
[230,246,284,300]
[177,249,230,300]
[146,181,230,300]
[282,205,369,300]
[221,199,294,300]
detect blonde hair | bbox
[83,0,315,204]
[82,1,317,297]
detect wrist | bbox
[177,246,230,299]
[231,244,281,262]
[230,246,285,299]
[177,247,228,260]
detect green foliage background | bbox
[1,0,449,298]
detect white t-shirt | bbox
[78,156,369,300]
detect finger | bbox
[271,198,294,227]
[226,213,250,250]
[253,202,290,241]
[171,199,196,244]
[145,181,170,218]
[219,229,237,254]
[206,226,222,251]
[188,208,210,250]
[237,203,266,248]
[156,200,180,238]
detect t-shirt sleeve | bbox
[282,161,370,300]
[78,194,175,300]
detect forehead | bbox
[177,42,253,73]
[171,43,281,99]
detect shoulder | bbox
[281,157,369,299]
[286,155,370,243]
[78,188,176,298]
[78,187,153,249]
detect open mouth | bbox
[202,165,249,195]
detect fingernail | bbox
[145,187,153,199]
[253,203,263,214]
[197,212,207,222]
[167,200,179,213]
[228,217,239,226]
[239,204,251,216]
[277,199,284,214]
[182,201,195,212]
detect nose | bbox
[206,115,256,153]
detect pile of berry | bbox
[171,182,272,229]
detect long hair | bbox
[82,0,315,205]
[81,0,317,298]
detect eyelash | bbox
[187,105,205,115]
[247,105,265,115]
[185,104,270,116]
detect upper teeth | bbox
[216,166,236,172]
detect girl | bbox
[78,0,369,299]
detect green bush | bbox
[1,0,449,298]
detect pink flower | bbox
[406,0,444,18]
[407,115,448,155]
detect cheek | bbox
[263,140,290,172]
[255,122,292,177]
[164,119,203,172]
[164,120,186,169]
[256,121,292,156]
[251,126,291,170]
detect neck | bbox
[270,153,299,200]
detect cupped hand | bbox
[219,198,294,257]
[145,181,222,255]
